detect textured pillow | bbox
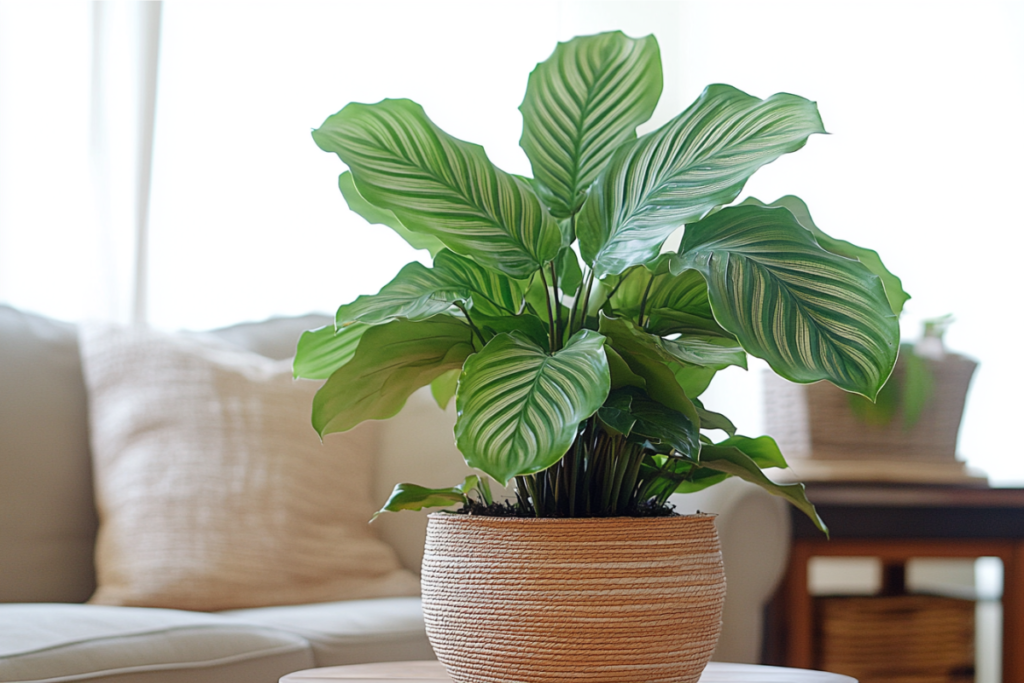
[79,323,419,611]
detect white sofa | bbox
[0,305,791,683]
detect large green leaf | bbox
[694,399,737,436]
[372,476,478,520]
[742,195,910,315]
[675,204,899,399]
[519,31,662,218]
[608,261,734,339]
[335,249,522,326]
[556,246,583,297]
[577,84,826,278]
[337,171,444,256]
[603,387,699,458]
[598,314,700,428]
[430,368,461,410]
[293,323,367,380]
[604,345,646,390]
[313,316,475,436]
[470,312,550,350]
[314,99,562,278]
[669,362,717,399]
[696,439,827,534]
[661,336,747,370]
[454,330,610,485]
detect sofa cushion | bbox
[222,597,435,667]
[0,603,314,683]
[80,323,419,611]
[0,305,98,603]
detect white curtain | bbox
[1,1,1022,481]
[0,0,160,324]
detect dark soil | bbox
[454,499,678,518]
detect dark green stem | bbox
[454,302,487,347]
[549,261,563,345]
[568,428,584,516]
[518,273,535,315]
[538,268,557,351]
[637,272,656,329]
[575,270,595,334]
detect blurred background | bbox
[1,0,1021,484]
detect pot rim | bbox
[426,511,717,523]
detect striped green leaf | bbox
[519,31,662,218]
[454,330,610,485]
[577,84,826,278]
[470,312,550,351]
[337,171,444,256]
[335,249,522,326]
[313,99,562,279]
[606,261,734,340]
[602,387,699,458]
[598,314,700,428]
[293,323,367,380]
[313,316,475,436]
[741,195,911,316]
[662,336,747,371]
[372,476,478,520]
[696,438,827,534]
[675,204,899,399]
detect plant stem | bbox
[538,268,557,351]
[575,271,595,334]
[567,266,586,336]
[514,476,532,514]
[477,477,493,506]
[568,428,583,516]
[549,261,563,345]
[518,273,535,315]
[637,272,656,329]
[454,302,487,347]
[619,447,645,512]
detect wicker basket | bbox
[816,595,975,683]
[421,513,726,683]
[762,354,981,483]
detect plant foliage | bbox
[297,32,907,534]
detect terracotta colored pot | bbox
[421,513,726,683]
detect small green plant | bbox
[848,315,951,429]
[294,32,907,533]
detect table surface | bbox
[790,483,1024,538]
[281,660,856,682]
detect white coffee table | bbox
[280,660,857,682]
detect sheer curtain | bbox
[1,1,1022,481]
[0,1,159,324]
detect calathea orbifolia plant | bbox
[294,32,906,532]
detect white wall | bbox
[1,1,1021,482]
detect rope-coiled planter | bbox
[421,513,726,683]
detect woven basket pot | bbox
[421,513,726,683]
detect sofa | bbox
[0,304,792,683]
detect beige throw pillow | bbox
[80,324,419,611]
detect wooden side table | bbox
[780,483,1024,682]
[280,660,857,682]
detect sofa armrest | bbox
[371,388,475,573]
[670,479,792,664]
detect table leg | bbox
[784,541,815,668]
[1004,541,1024,683]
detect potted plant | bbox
[295,31,903,683]
[765,312,980,483]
